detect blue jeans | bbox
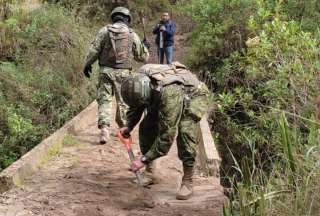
[158,46,174,64]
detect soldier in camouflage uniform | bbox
[83,7,149,144]
[119,62,210,200]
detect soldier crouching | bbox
[119,62,209,200]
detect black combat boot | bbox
[176,166,194,200]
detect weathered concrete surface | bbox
[198,114,221,177]
[0,105,224,216]
[0,101,97,193]
[0,100,221,194]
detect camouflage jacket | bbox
[85,22,149,69]
[126,67,209,161]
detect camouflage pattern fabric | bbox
[85,22,149,128]
[126,83,209,167]
[85,23,149,67]
[97,67,130,128]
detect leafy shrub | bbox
[181,0,320,214]
[43,0,173,24]
[178,0,255,69]
[0,4,95,171]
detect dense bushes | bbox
[179,0,254,70]
[0,0,176,172]
[0,4,95,171]
[0,0,176,171]
[42,0,173,24]
[180,0,320,215]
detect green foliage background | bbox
[1,0,320,214]
[0,0,173,171]
[179,0,320,215]
[0,4,95,170]
[42,0,173,24]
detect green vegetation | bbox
[180,0,320,215]
[0,3,95,171]
[0,0,175,171]
[43,0,174,24]
[2,0,319,214]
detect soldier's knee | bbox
[97,95,113,103]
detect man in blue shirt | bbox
[153,12,176,64]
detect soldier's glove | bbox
[83,64,92,78]
[143,38,151,49]
[120,127,131,138]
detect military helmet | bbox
[121,74,151,107]
[111,7,132,23]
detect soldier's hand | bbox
[83,65,92,78]
[119,127,131,138]
[130,158,145,172]
[143,38,151,49]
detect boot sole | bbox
[176,193,193,200]
[99,140,107,144]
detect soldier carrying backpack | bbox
[83,7,150,144]
[119,62,210,200]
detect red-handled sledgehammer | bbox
[117,132,144,186]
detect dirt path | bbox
[0,109,224,216]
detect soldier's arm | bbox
[144,85,184,161]
[132,32,149,63]
[84,27,108,66]
[126,105,145,131]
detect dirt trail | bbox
[0,110,224,216]
[0,13,224,216]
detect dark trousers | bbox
[158,46,174,64]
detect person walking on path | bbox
[153,12,176,64]
[83,7,149,144]
[119,62,210,200]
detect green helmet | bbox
[121,74,151,107]
[110,7,132,23]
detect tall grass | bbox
[179,0,320,214]
[223,112,320,215]
[279,112,296,187]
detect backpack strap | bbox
[106,25,117,58]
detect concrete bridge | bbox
[0,101,224,216]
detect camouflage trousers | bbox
[139,84,209,167]
[97,67,130,128]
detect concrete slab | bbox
[0,101,98,193]
[198,115,221,177]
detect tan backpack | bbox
[139,62,200,87]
